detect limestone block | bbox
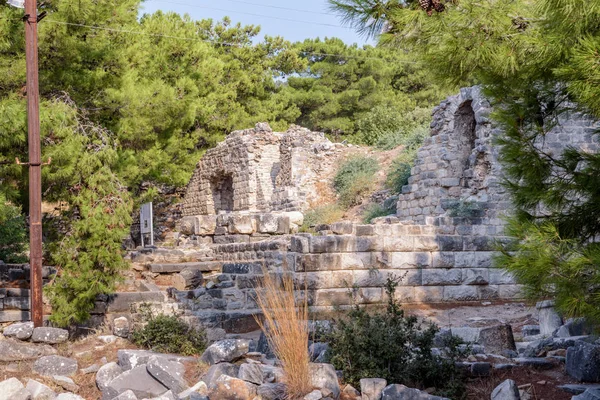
[537,300,563,336]
[490,379,520,400]
[297,254,342,272]
[414,286,444,302]
[431,252,455,268]
[105,365,169,399]
[0,378,25,400]
[147,355,189,394]
[393,287,415,303]
[254,214,279,234]
[437,236,464,251]
[25,378,57,399]
[330,270,353,289]
[207,376,257,400]
[330,222,354,235]
[294,272,333,290]
[353,236,384,252]
[475,252,495,268]
[567,342,600,382]
[422,269,462,286]
[284,211,304,227]
[479,324,516,353]
[443,286,478,301]
[383,237,415,252]
[453,252,477,268]
[413,236,438,251]
[389,252,431,269]
[489,269,516,285]
[200,339,250,365]
[196,216,218,235]
[498,284,523,299]
[340,252,374,270]
[290,236,310,253]
[33,356,78,377]
[478,285,500,300]
[360,378,387,400]
[352,270,387,287]
[228,215,256,235]
[310,236,355,253]
[463,269,490,285]
[314,289,353,307]
[3,322,34,340]
[179,216,199,235]
[31,328,68,344]
[357,288,384,304]
[309,363,340,399]
[96,362,123,391]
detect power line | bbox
[147,0,335,16]
[43,19,418,63]
[143,0,349,29]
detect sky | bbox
[139,0,373,46]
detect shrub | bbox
[386,159,412,194]
[132,313,207,356]
[357,105,407,146]
[362,200,397,224]
[0,194,28,263]
[375,108,431,151]
[327,277,467,398]
[300,204,345,232]
[254,268,311,398]
[334,156,379,208]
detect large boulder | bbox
[104,365,169,399]
[96,362,123,391]
[202,363,240,387]
[309,363,340,399]
[0,378,26,400]
[238,363,264,385]
[3,322,34,340]
[360,378,387,400]
[381,384,450,400]
[491,379,520,400]
[146,355,189,394]
[200,339,250,365]
[33,355,78,377]
[574,389,600,400]
[31,327,69,344]
[257,383,287,400]
[207,376,257,400]
[25,378,57,400]
[567,342,600,382]
[0,338,56,362]
[479,325,516,354]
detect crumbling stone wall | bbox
[182,123,341,218]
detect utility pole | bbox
[23,0,43,328]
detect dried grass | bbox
[254,270,312,399]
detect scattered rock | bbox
[200,339,250,365]
[55,394,84,400]
[479,324,516,353]
[98,335,118,344]
[491,379,520,400]
[558,384,600,395]
[25,378,56,400]
[206,328,226,343]
[104,365,169,399]
[113,317,130,338]
[117,349,194,371]
[0,377,26,400]
[0,338,56,362]
[95,362,123,391]
[469,362,491,377]
[207,376,257,400]
[361,378,387,400]
[52,375,79,392]
[309,342,330,363]
[202,363,240,387]
[567,342,600,382]
[260,364,284,383]
[178,381,208,399]
[521,325,540,337]
[514,357,556,370]
[309,363,340,399]
[304,389,323,400]
[31,328,69,344]
[256,383,287,400]
[111,390,138,400]
[81,363,100,374]
[341,384,361,400]
[146,355,189,394]
[536,300,562,336]
[573,389,600,400]
[3,322,34,340]
[146,390,177,400]
[381,384,449,399]
[33,356,78,377]
[238,363,264,385]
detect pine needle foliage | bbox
[253,269,312,399]
[0,194,27,263]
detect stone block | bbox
[463,269,490,285]
[437,236,464,251]
[290,236,310,253]
[381,384,449,399]
[0,378,25,400]
[422,269,462,286]
[573,389,600,400]
[33,355,78,377]
[360,378,387,400]
[107,292,165,313]
[3,322,34,340]
[200,339,250,365]
[173,268,204,291]
[297,254,342,272]
[414,286,444,302]
[453,252,476,268]
[444,286,478,301]
[330,222,354,235]
[353,270,387,287]
[314,289,353,307]
[202,363,240,387]
[26,378,57,399]
[353,237,384,252]
[413,236,438,251]
[498,285,523,299]
[310,236,355,253]
[391,252,431,269]
[207,376,257,400]
[147,355,189,394]
[105,365,169,399]
[228,215,256,234]
[537,300,563,336]
[479,324,516,353]
[340,252,374,270]
[294,272,333,290]
[309,363,340,399]
[489,269,516,285]
[113,317,130,338]
[567,342,600,382]
[238,363,264,385]
[491,379,520,400]
[117,350,195,371]
[383,237,415,252]
[254,214,280,234]
[357,288,384,304]
[330,270,353,288]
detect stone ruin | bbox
[1,87,598,333]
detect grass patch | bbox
[300,204,345,232]
[334,156,380,208]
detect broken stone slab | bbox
[145,390,177,400]
[559,384,600,395]
[81,363,100,374]
[199,339,250,365]
[52,375,79,392]
[522,335,590,357]
[31,327,69,344]
[309,363,340,399]
[567,342,600,382]
[106,292,166,313]
[33,356,78,377]
[309,342,330,363]
[104,365,169,399]
[173,268,204,291]
[117,349,196,371]
[178,381,208,399]
[201,363,240,387]
[491,379,520,400]
[146,355,188,394]
[3,322,34,340]
[113,317,130,338]
[521,325,540,337]
[207,375,257,400]
[25,378,56,400]
[360,378,387,400]
[238,363,263,385]
[95,362,123,391]
[573,389,600,400]
[256,383,287,400]
[303,389,323,400]
[342,384,361,399]
[479,324,516,354]
[556,318,592,338]
[536,300,563,336]
[149,262,222,274]
[381,384,449,399]
[0,338,57,362]
[513,357,556,370]
[111,390,138,400]
[0,378,26,399]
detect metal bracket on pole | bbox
[16,157,52,166]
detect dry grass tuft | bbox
[254,270,312,399]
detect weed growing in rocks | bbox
[254,269,312,398]
[132,314,206,356]
[334,156,380,207]
[327,277,467,399]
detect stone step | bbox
[149,261,222,273]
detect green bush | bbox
[356,105,407,146]
[132,314,207,356]
[300,205,345,232]
[386,160,412,194]
[327,277,466,398]
[362,199,397,223]
[334,156,380,208]
[375,108,431,151]
[0,194,28,263]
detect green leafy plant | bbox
[0,194,28,263]
[362,199,397,223]
[327,276,467,398]
[132,313,207,356]
[334,156,380,207]
[300,204,345,233]
[386,160,412,194]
